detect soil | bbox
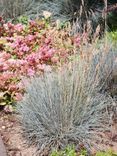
[0,111,37,156]
[0,134,7,156]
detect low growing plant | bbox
[51,148,117,156]
[51,146,77,156]
[107,31,117,45]
[96,150,117,156]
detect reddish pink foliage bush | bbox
[0,17,85,106]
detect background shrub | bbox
[0,0,34,20]
[0,0,117,32]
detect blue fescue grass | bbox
[17,42,117,155]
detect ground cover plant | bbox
[50,146,117,156]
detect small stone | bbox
[4,105,14,113]
[2,126,5,129]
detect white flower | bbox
[43,11,52,19]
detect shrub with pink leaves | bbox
[0,17,85,108]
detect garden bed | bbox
[0,110,117,156]
[0,15,117,155]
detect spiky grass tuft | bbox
[0,0,34,20]
[17,45,116,155]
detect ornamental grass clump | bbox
[0,0,34,20]
[17,46,116,155]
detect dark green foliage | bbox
[107,11,117,31]
[59,0,117,32]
